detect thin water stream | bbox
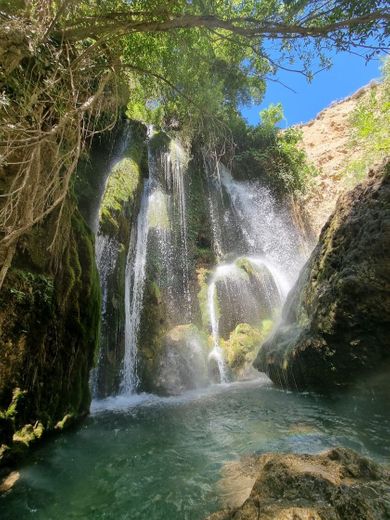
[1,377,390,519]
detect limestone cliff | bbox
[92,122,147,397]
[0,121,137,466]
[0,205,100,466]
[298,82,384,236]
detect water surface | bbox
[2,376,390,520]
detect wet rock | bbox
[221,321,273,379]
[207,447,390,520]
[148,324,209,396]
[254,162,390,391]
[216,259,280,338]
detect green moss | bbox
[137,279,169,392]
[12,421,44,447]
[54,413,75,431]
[100,156,141,233]
[235,257,256,277]
[0,388,26,421]
[221,320,274,375]
[0,203,101,467]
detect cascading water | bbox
[93,131,306,398]
[121,180,151,394]
[219,165,304,277]
[120,136,192,394]
[207,278,227,383]
[199,160,305,382]
[90,234,120,396]
[159,140,191,318]
[90,125,132,397]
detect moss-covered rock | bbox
[136,279,169,392]
[75,116,133,231]
[221,321,273,379]
[254,161,390,391]
[214,259,280,339]
[99,127,146,235]
[0,205,101,466]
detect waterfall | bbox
[90,125,132,397]
[247,256,291,300]
[121,180,151,394]
[162,141,191,318]
[120,136,191,394]
[93,130,307,399]
[219,165,303,279]
[90,235,120,396]
[207,279,227,383]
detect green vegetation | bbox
[347,58,390,183]
[1,1,388,285]
[0,205,101,465]
[229,104,315,195]
[100,157,141,230]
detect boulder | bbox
[207,447,390,520]
[221,321,273,379]
[148,324,209,396]
[216,259,280,338]
[254,162,390,391]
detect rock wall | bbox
[298,82,384,236]
[0,205,100,466]
[0,119,138,465]
[254,161,390,391]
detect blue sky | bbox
[241,52,384,127]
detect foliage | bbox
[259,103,284,128]
[347,57,390,182]
[0,0,388,286]
[231,106,315,195]
[100,148,142,233]
[2,269,55,310]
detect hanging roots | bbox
[0,13,121,288]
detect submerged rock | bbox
[207,447,390,520]
[254,162,390,391]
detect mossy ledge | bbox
[0,205,101,468]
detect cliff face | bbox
[254,161,390,391]
[0,121,139,466]
[92,123,147,398]
[298,82,383,236]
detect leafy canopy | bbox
[4,0,389,132]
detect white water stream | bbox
[121,180,151,394]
